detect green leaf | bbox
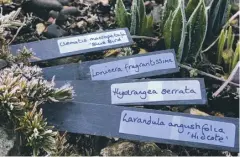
[137,0,146,23]
[185,0,200,20]
[207,0,230,37]
[114,0,130,28]
[163,11,174,49]
[232,41,240,70]
[160,0,178,34]
[227,26,234,50]
[182,0,207,63]
[217,29,227,64]
[130,3,140,35]
[163,0,186,62]
[145,15,154,36]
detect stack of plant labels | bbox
[10,28,239,152]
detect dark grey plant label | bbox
[57,29,130,54]
[79,49,179,81]
[90,52,176,80]
[120,110,236,147]
[9,28,133,62]
[111,80,203,104]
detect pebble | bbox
[30,0,63,11]
[22,0,63,20]
[56,6,79,25]
[49,10,59,18]
[0,59,7,70]
[43,24,68,38]
[36,23,46,35]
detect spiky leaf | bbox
[217,29,227,64]
[163,0,186,61]
[185,0,200,20]
[207,0,230,37]
[163,11,174,49]
[182,0,207,63]
[232,42,240,70]
[130,2,140,35]
[160,0,178,34]
[145,15,154,36]
[114,0,130,28]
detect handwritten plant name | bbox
[59,31,127,47]
[112,86,196,99]
[91,58,174,78]
[122,113,228,143]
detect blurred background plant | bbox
[0,7,76,156]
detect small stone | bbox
[30,0,62,11]
[77,21,87,29]
[36,23,46,35]
[0,59,7,70]
[49,10,59,18]
[184,108,209,116]
[43,24,67,38]
[56,6,79,25]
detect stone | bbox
[100,141,164,156]
[0,59,7,70]
[49,10,59,19]
[29,0,62,11]
[0,127,15,156]
[43,24,68,38]
[36,23,46,35]
[22,0,63,20]
[56,6,79,25]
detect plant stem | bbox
[179,64,239,87]
[131,35,159,41]
[213,61,240,97]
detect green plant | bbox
[114,0,153,36]
[162,0,207,63]
[206,0,231,39]
[0,8,75,156]
[217,26,239,74]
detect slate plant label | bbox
[57,29,130,54]
[111,79,205,104]
[53,78,207,105]
[89,50,177,80]
[9,28,133,62]
[42,101,239,152]
[120,110,236,147]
